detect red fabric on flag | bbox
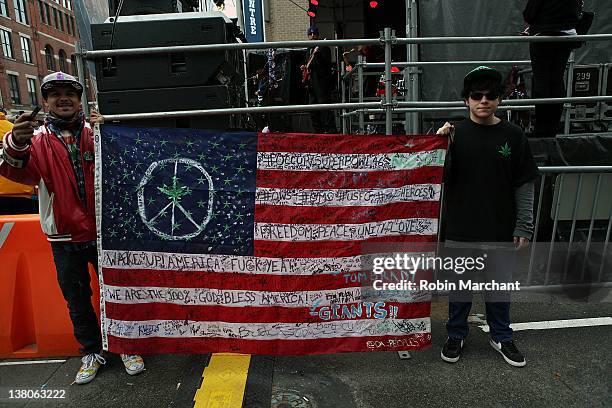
[100,131,447,355]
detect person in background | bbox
[523,0,581,137]
[436,66,539,367]
[0,72,145,384]
[0,107,37,214]
[302,26,335,133]
[342,45,383,97]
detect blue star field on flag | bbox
[100,125,257,255]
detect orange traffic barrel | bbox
[0,214,100,358]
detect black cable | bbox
[109,0,125,50]
[106,0,125,71]
[286,0,307,13]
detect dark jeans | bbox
[447,297,513,343]
[50,242,102,355]
[529,41,574,138]
[444,243,515,343]
[308,87,335,133]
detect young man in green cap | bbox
[437,66,539,367]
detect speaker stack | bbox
[92,10,245,129]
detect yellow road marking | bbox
[194,353,251,408]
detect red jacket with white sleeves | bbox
[0,123,96,242]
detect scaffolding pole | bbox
[75,41,90,118]
[83,34,612,58]
[384,28,394,135]
[405,0,420,134]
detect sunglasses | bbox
[469,91,500,101]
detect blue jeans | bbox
[50,242,102,355]
[444,243,514,343]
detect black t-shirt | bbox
[444,118,539,242]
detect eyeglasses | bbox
[469,91,500,101]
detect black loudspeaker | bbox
[99,85,244,129]
[107,0,196,16]
[91,12,242,92]
[106,115,237,130]
[98,85,232,114]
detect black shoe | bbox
[441,337,464,363]
[489,339,526,367]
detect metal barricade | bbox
[527,166,612,289]
[430,166,612,297]
[79,32,612,294]
[81,32,612,137]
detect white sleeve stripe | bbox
[7,134,30,152]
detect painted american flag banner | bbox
[94,125,447,355]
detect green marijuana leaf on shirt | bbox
[498,142,511,158]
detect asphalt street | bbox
[1,299,610,408]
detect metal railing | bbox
[78,31,612,292]
[527,166,612,288]
[430,166,612,296]
[81,32,612,136]
[341,35,612,134]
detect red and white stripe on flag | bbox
[101,132,447,355]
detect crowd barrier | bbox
[0,214,100,359]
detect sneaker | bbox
[120,354,145,375]
[489,339,526,367]
[75,353,106,384]
[441,337,464,363]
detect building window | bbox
[27,78,38,106]
[0,0,9,18]
[45,44,55,70]
[59,11,65,32]
[71,54,77,75]
[38,1,47,24]
[67,0,72,11]
[70,17,76,35]
[53,8,59,29]
[0,29,13,59]
[44,3,51,25]
[58,49,67,72]
[66,13,72,35]
[14,0,28,25]
[20,36,31,63]
[8,74,21,105]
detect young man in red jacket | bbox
[1,72,145,384]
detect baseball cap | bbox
[41,71,83,98]
[463,66,502,88]
[307,26,319,35]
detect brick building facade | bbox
[263,0,309,41]
[0,0,79,118]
